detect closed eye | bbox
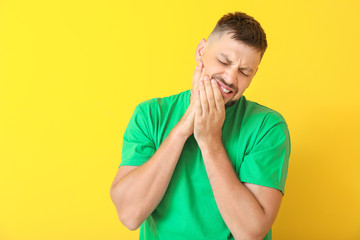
[217,58,227,65]
[217,58,249,77]
[240,71,249,77]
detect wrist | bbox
[171,123,192,142]
[197,137,224,154]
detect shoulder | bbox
[241,97,287,128]
[136,90,190,114]
[240,97,291,154]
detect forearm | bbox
[200,142,269,239]
[110,125,188,230]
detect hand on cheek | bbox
[194,75,225,148]
[176,62,206,139]
[191,61,205,102]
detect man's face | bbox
[195,32,262,107]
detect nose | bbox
[224,66,238,84]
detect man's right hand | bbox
[173,61,205,139]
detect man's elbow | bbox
[233,232,266,240]
[110,187,142,231]
[233,225,270,240]
[118,213,142,231]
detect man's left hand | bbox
[193,75,225,149]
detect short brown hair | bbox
[209,12,268,59]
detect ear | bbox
[195,38,206,63]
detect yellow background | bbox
[1,0,359,239]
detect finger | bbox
[191,65,199,97]
[211,79,225,111]
[199,80,209,115]
[192,65,205,106]
[192,62,204,93]
[198,62,205,89]
[192,62,202,88]
[195,89,202,119]
[204,75,216,110]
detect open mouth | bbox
[220,85,231,94]
[214,80,233,98]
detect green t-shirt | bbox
[119,90,291,240]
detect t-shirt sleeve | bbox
[239,113,291,196]
[119,104,156,167]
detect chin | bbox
[224,95,241,109]
[225,101,235,109]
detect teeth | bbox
[221,86,230,93]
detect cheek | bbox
[203,61,225,77]
[238,77,252,88]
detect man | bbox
[110,12,291,240]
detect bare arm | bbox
[200,144,282,240]
[110,125,189,230]
[110,62,205,230]
[194,77,283,239]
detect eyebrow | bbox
[219,53,254,74]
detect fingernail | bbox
[204,76,209,81]
[211,79,216,84]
